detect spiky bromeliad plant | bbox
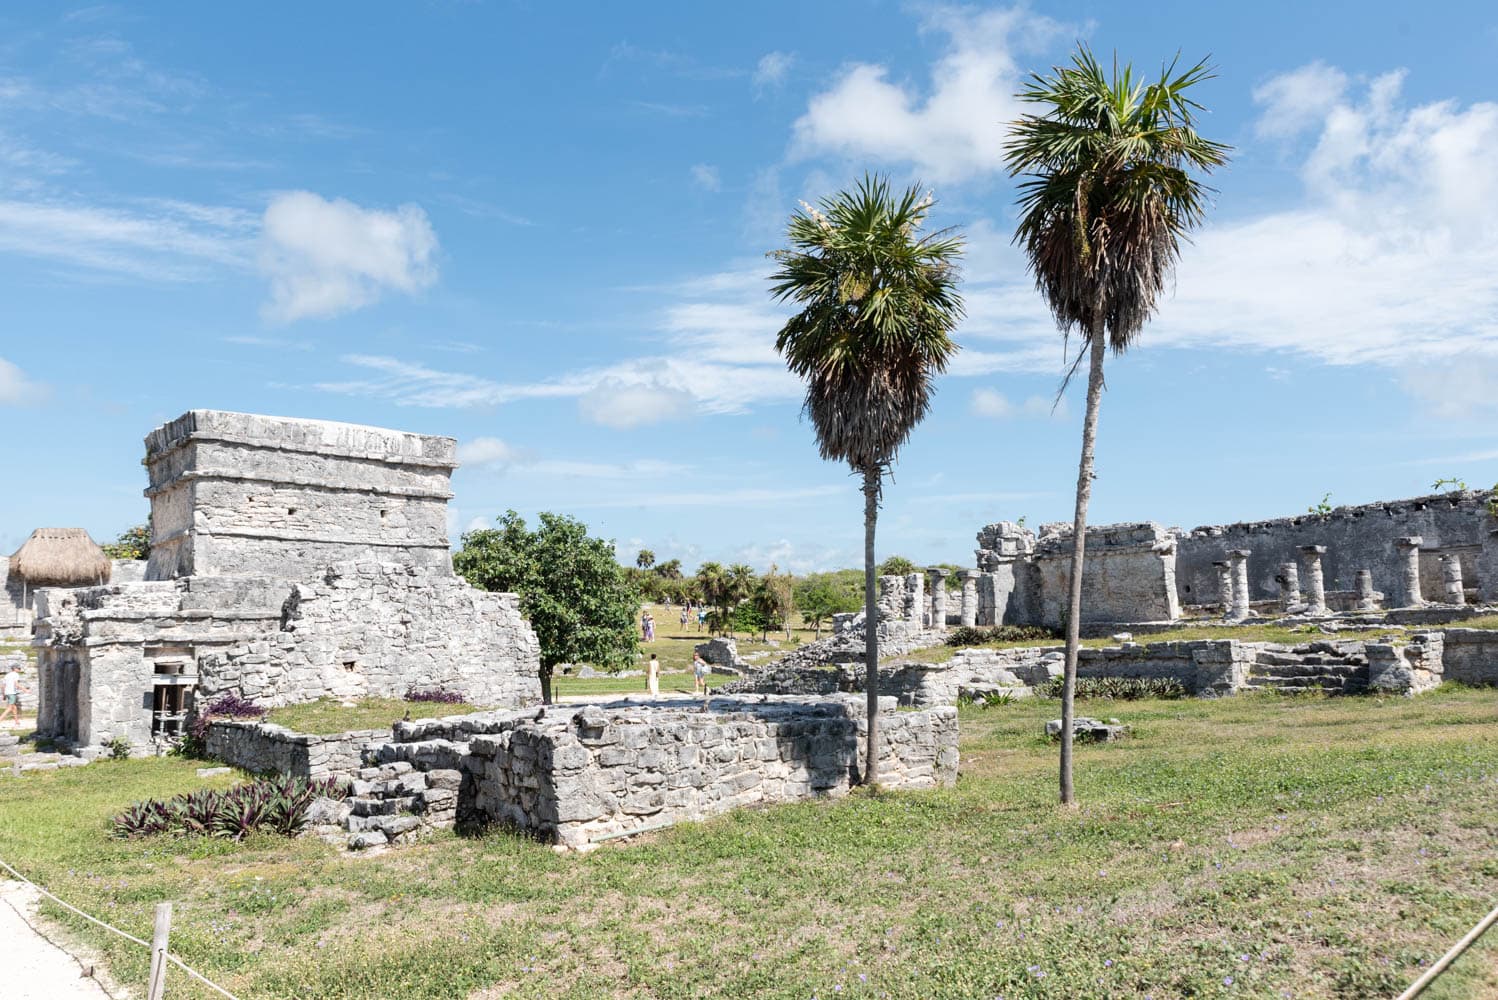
[770,175,964,787]
[1004,47,1229,804]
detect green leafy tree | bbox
[1005,47,1228,804]
[653,558,684,580]
[876,555,918,577]
[695,561,730,633]
[771,174,964,786]
[102,522,150,560]
[753,564,796,640]
[454,510,639,703]
[636,549,656,570]
[794,570,863,637]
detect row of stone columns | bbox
[1215,538,1467,620]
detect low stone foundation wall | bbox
[378,696,957,851]
[205,719,385,778]
[1436,629,1498,685]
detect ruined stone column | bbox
[1298,545,1328,616]
[1441,554,1466,606]
[903,572,925,627]
[1355,569,1380,612]
[1227,549,1252,621]
[960,570,979,628]
[876,575,904,622]
[1213,561,1233,616]
[1277,561,1302,614]
[1396,536,1424,607]
[928,568,950,632]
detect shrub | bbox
[957,690,1015,709]
[113,775,347,840]
[106,736,131,760]
[404,687,466,704]
[946,625,1059,647]
[1042,676,1187,701]
[173,693,266,759]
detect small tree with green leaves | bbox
[636,549,656,570]
[876,555,918,577]
[753,564,796,640]
[794,570,863,637]
[454,510,639,703]
[102,522,150,561]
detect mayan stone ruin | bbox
[31,410,543,752]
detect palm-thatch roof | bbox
[9,528,111,587]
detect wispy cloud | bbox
[690,163,721,191]
[628,100,710,118]
[753,51,795,93]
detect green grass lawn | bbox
[264,698,481,734]
[3,687,1498,998]
[551,671,736,700]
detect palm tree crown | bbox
[769,174,965,472]
[1004,48,1230,354]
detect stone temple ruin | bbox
[32,410,543,752]
[23,409,958,851]
[956,490,1498,630]
[728,490,1498,706]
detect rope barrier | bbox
[1395,901,1498,1000]
[0,856,242,1000]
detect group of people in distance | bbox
[640,601,714,708]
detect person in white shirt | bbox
[1,666,24,725]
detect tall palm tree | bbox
[770,175,964,787]
[1004,48,1229,804]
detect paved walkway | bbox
[0,881,116,999]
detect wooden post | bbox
[147,901,172,1000]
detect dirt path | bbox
[0,880,118,999]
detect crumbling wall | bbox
[1435,629,1498,685]
[1176,491,1496,606]
[198,562,541,708]
[463,696,957,849]
[205,719,384,778]
[1031,523,1181,627]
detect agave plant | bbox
[404,687,465,704]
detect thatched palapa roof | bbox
[9,528,111,586]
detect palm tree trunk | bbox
[862,464,881,789]
[1060,332,1108,806]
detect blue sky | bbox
[2,2,1496,573]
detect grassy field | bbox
[552,672,736,700]
[3,687,1498,998]
[632,602,827,674]
[265,698,482,734]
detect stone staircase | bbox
[0,731,94,775]
[1244,645,1369,694]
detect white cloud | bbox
[790,6,1061,182]
[943,66,1498,407]
[1251,62,1350,138]
[970,387,1012,417]
[753,51,794,92]
[315,261,801,427]
[970,386,1068,419]
[0,358,47,405]
[258,191,438,322]
[457,436,524,467]
[690,163,721,191]
[578,377,691,428]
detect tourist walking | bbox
[693,651,712,711]
[1,664,24,726]
[679,605,689,629]
[646,653,660,698]
[643,612,655,642]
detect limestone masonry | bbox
[204,695,958,851]
[33,410,542,752]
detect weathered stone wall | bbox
[143,410,457,580]
[1031,523,1181,627]
[1176,491,1497,607]
[975,522,1038,626]
[33,564,541,750]
[461,696,957,850]
[1436,629,1498,685]
[204,719,384,778]
[198,562,542,708]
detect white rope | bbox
[0,856,242,1000]
[1396,901,1498,1000]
